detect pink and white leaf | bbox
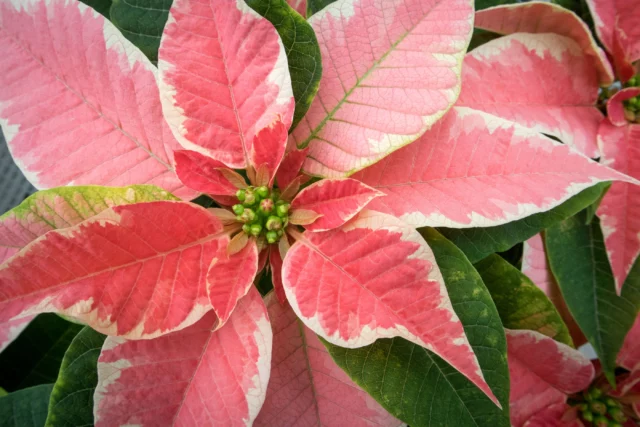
[506,329,595,427]
[282,210,499,405]
[158,0,294,168]
[474,2,614,85]
[522,234,554,296]
[0,201,225,339]
[0,0,194,199]
[94,288,272,427]
[596,122,640,294]
[250,118,288,185]
[0,315,34,352]
[618,314,640,372]
[207,238,259,326]
[174,150,246,196]
[520,403,584,427]
[276,147,308,190]
[355,108,633,228]
[286,0,307,17]
[291,0,474,177]
[255,293,402,426]
[606,88,640,127]
[268,248,287,305]
[291,178,384,232]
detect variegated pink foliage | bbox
[174,150,244,196]
[618,315,640,372]
[158,0,294,169]
[0,316,33,353]
[0,0,194,199]
[519,403,583,427]
[286,0,307,17]
[94,288,272,427]
[291,0,474,177]
[269,248,287,305]
[250,118,288,185]
[607,88,640,126]
[506,329,594,427]
[283,210,499,405]
[255,294,401,426]
[276,147,308,190]
[0,201,225,339]
[522,234,554,296]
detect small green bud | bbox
[266,231,278,244]
[610,423,623,427]
[259,198,274,214]
[629,76,638,86]
[240,208,256,222]
[589,388,603,399]
[266,216,283,231]
[276,203,290,217]
[593,415,608,427]
[630,96,639,106]
[244,190,257,205]
[582,410,593,422]
[232,204,244,215]
[591,401,607,415]
[242,224,252,234]
[609,407,626,423]
[250,223,262,236]
[256,186,269,198]
[605,398,619,408]
[236,189,246,202]
[577,403,588,411]
[277,229,284,237]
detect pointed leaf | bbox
[249,119,288,185]
[519,403,582,427]
[282,210,500,405]
[291,178,382,231]
[255,293,401,426]
[324,227,510,426]
[45,327,106,427]
[506,329,594,427]
[287,0,307,16]
[276,147,308,190]
[78,0,112,17]
[174,150,245,196]
[0,316,33,353]
[292,0,474,177]
[474,2,614,85]
[607,88,640,126]
[546,214,640,382]
[94,288,272,427]
[268,248,287,305]
[0,0,193,198]
[0,201,225,339]
[475,254,573,347]
[0,384,53,427]
[288,209,323,226]
[307,0,337,16]
[158,0,294,168]
[522,234,555,296]
[619,314,640,372]
[0,185,177,264]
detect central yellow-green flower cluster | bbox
[233,186,289,244]
[575,387,627,426]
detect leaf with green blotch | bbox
[437,182,610,264]
[474,254,573,347]
[0,314,83,392]
[306,0,336,16]
[546,214,640,383]
[0,384,53,427]
[246,0,322,131]
[45,327,106,427]
[109,0,172,64]
[78,0,112,17]
[323,228,510,427]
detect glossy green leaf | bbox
[323,228,510,427]
[546,214,640,383]
[474,254,573,347]
[79,0,112,16]
[306,0,336,16]
[0,314,83,392]
[45,327,106,427]
[585,182,611,224]
[0,384,53,427]
[437,183,610,263]
[246,0,322,131]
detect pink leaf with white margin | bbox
[0,316,34,352]
[506,329,594,427]
[596,121,640,294]
[606,87,640,127]
[282,210,500,405]
[354,108,634,228]
[0,201,226,339]
[250,118,288,185]
[0,0,194,199]
[207,238,259,326]
[520,403,583,427]
[276,147,308,190]
[618,314,640,372]
[522,234,554,296]
[158,0,294,169]
[290,178,384,232]
[286,0,307,17]
[458,33,602,157]
[94,287,272,427]
[474,2,614,85]
[255,293,402,426]
[174,150,246,196]
[269,247,287,305]
[291,0,474,178]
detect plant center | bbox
[233,186,289,244]
[573,386,627,426]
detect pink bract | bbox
[522,234,555,296]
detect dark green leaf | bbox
[585,182,611,224]
[474,254,573,347]
[246,0,322,131]
[437,182,610,263]
[468,28,501,51]
[0,384,53,427]
[323,228,510,427]
[306,0,337,16]
[109,0,172,64]
[546,214,640,383]
[45,327,106,427]
[79,0,112,17]
[0,314,83,392]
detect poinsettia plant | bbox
[1,0,640,426]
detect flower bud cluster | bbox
[575,387,627,427]
[233,186,290,244]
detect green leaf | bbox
[0,314,83,392]
[0,384,53,427]
[246,0,322,131]
[306,0,337,16]
[474,254,573,347]
[546,214,640,383]
[45,327,106,427]
[585,182,611,224]
[323,228,510,427]
[79,0,112,16]
[437,183,610,263]
[109,0,172,64]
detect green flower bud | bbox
[577,403,588,411]
[266,216,283,231]
[591,401,607,415]
[276,203,290,217]
[593,415,608,427]
[236,189,246,202]
[582,410,593,422]
[244,190,257,205]
[630,97,639,106]
[232,204,245,215]
[242,224,252,234]
[277,229,284,237]
[589,388,603,399]
[266,230,278,244]
[250,223,262,236]
[629,76,638,86]
[259,198,274,214]
[610,423,623,427]
[609,407,626,423]
[240,208,256,222]
[257,186,269,198]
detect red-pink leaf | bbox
[94,288,272,427]
[291,0,474,177]
[0,201,225,339]
[607,88,640,126]
[355,108,632,228]
[174,150,246,196]
[521,403,583,427]
[522,234,554,296]
[276,147,308,190]
[268,248,286,305]
[282,210,499,405]
[158,0,294,169]
[597,122,640,293]
[0,316,33,352]
[255,294,401,426]
[0,0,194,199]
[250,118,288,185]
[618,315,640,372]
[207,238,259,325]
[474,2,614,85]
[290,178,383,232]
[286,0,307,17]
[506,329,594,427]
